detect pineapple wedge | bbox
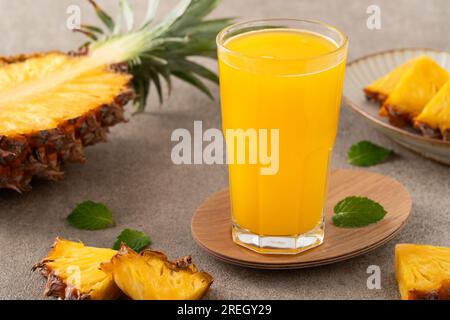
[364,57,417,104]
[414,80,450,140]
[101,244,213,300]
[395,244,450,300]
[381,56,449,126]
[33,238,122,300]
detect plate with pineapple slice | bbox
[343,48,450,164]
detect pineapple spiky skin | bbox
[101,244,213,300]
[0,53,133,192]
[33,238,122,300]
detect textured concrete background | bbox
[0,0,449,300]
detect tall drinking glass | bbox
[217,19,348,254]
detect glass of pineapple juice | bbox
[217,19,348,254]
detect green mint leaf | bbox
[333,196,387,228]
[67,201,115,230]
[347,140,393,167]
[113,229,151,252]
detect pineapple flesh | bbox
[414,80,450,140]
[364,57,416,104]
[33,238,122,300]
[381,56,449,126]
[0,52,132,191]
[395,244,450,300]
[0,53,131,136]
[101,244,213,300]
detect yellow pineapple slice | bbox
[381,56,449,126]
[0,53,131,136]
[101,244,213,300]
[395,244,450,300]
[364,56,417,103]
[33,238,122,300]
[414,80,450,140]
[0,52,132,191]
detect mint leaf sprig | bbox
[67,201,115,230]
[66,201,152,252]
[332,196,387,228]
[348,140,393,167]
[113,229,152,252]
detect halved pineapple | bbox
[364,56,417,104]
[381,56,449,126]
[101,244,213,300]
[0,0,228,192]
[33,238,122,300]
[395,244,450,300]
[0,52,132,192]
[414,80,450,140]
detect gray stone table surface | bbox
[0,0,449,300]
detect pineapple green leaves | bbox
[78,0,233,112]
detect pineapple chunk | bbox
[364,57,417,103]
[415,80,450,139]
[101,244,213,300]
[395,244,450,300]
[381,56,449,126]
[33,238,122,300]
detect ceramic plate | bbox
[343,48,450,164]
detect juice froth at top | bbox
[224,29,339,60]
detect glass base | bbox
[232,222,324,255]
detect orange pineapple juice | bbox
[218,29,347,237]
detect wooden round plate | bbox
[191,169,412,269]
